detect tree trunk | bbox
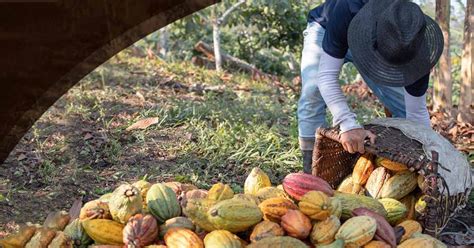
[458,0,474,123]
[212,7,222,71]
[157,26,169,58]
[433,0,453,113]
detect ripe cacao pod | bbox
[123,214,158,247]
[310,215,340,245]
[282,173,333,200]
[147,183,181,223]
[164,227,203,248]
[335,216,377,248]
[109,184,143,224]
[378,198,408,225]
[203,230,242,248]
[396,220,422,243]
[363,240,391,248]
[255,187,289,202]
[379,171,417,200]
[280,209,312,239]
[351,154,375,194]
[329,197,342,218]
[244,167,272,195]
[417,174,427,191]
[317,239,344,248]
[352,208,396,248]
[250,220,285,242]
[298,190,331,220]
[182,198,216,232]
[43,211,71,231]
[63,219,93,248]
[333,192,387,219]
[246,236,308,248]
[79,200,112,220]
[207,183,234,202]
[410,233,446,247]
[25,227,57,248]
[366,167,391,199]
[180,189,208,209]
[133,179,152,210]
[398,237,439,248]
[164,182,198,196]
[258,197,298,223]
[47,231,73,248]
[99,193,113,202]
[233,193,260,206]
[398,194,416,221]
[0,224,37,248]
[337,175,354,194]
[159,217,195,238]
[82,219,124,245]
[208,198,263,233]
[376,158,408,172]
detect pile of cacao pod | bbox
[0,160,447,248]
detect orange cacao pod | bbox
[123,214,159,247]
[280,210,312,240]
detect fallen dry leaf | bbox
[136,91,145,102]
[125,117,159,131]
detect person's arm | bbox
[404,74,431,127]
[316,51,361,132]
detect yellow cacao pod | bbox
[244,167,272,195]
[378,198,408,225]
[310,215,341,245]
[365,167,391,199]
[376,157,408,172]
[351,154,375,194]
[25,227,56,248]
[411,232,446,247]
[258,197,298,223]
[250,220,285,242]
[164,227,204,248]
[82,219,124,245]
[417,174,427,191]
[182,198,217,232]
[335,216,377,248]
[379,171,417,200]
[233,193,260,206]
[298,190,331,220]
[208,183,234,202]
[396,220,423,243]
[0,224,37,248]
[203,230,242,248]
[336,175,366,195]
[398,237,440,248]
[363,240,391,248]
[132,179,152,210]
[255,187,289,202]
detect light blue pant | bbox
[298,22,406,146]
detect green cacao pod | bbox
[63,219,93,248]
[146,183,181,223]
[378,198,408,225]
[333,192,387,219]
[183,198,217,232]
[108,183,143,224]
[208,198,263,233]
[246,236,308,248]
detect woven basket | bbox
[312,125,470,237]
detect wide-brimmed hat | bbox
[348,0,444,87]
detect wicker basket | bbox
[312,125,470,237]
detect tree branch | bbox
[196,11,210,24]
[218,0,246,25]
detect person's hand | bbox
[339,128,376,154]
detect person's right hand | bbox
[339,128,376,154]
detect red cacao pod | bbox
[123,214,159,247]
[282,173,333,200]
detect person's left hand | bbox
[339,128,376,154]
